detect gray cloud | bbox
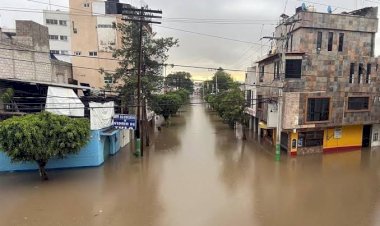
[1,0,380,80]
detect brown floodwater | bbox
[1,98,380,226]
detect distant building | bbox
[250,6,380,155]
[69,0,132,89]
[43,10,72,63]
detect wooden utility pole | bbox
[122,7,162,156]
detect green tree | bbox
[165,72,194,93]
[212,68,234,92]
[0,112,90,180]
[206,87,247,139]
[104,22,178,111]
[150,92,183,120]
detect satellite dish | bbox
[302,3,307,11]
[327,6,332,13]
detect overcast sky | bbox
[0,0,379,81]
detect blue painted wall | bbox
[0,128,124,172]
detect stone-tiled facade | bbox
[255,7,380,154]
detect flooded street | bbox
[2,100,380,226]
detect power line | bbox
[154,25,272,46]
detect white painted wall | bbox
[43,10,72,63]
[371,124,380,147]
[267,103,279,128]
[96,16,117,52]
[245,65,257,116]
[92,1,106,15]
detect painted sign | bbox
[113,114,137,130]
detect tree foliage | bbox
[206,87,246,128]
[104,22,178,111]
[212,68,234,92]
[0,112,90,180]
[150,89,190,120]
[165,71,194,93]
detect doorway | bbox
[362,125,372,148]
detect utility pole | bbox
[261,18,300,160]
[122,7,162,157]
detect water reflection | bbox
[1,99,380,226]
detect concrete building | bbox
[43,10,72,63]
[0,20,73,84]
[250,6,380,155]
[69,0,129,89]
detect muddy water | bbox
[1,100,380,226]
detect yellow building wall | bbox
[323,125,363,150]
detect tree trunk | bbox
[242,123,247,140]
[37,160,48,181]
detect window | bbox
[366,64,371,84]
[317,31,322,50]
[285,59,302,79]
[83,3,90,7]
[60,50,69,55]
[338,33,344,52]
[46,19,58,25]
[374,132,379,142]
[259,66,264,82]
[50,50,59,54]
[348,97,369,110]
[74,51,82,56]
[307,98,330,122]
[89,51,98,57]
[328,32,333,51]
[59,20,67,26]
[97,24,113,28]
[273,61,280,79]
[246,90,252,107]
[60,35,68,41]
[257,95,263,109]
[298,131,324,147]
[104,76,113,84]
[49,35,59,40]
[358,63,363,84]
[349,63,355,84]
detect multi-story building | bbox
[43,10,72,63]
[69,0,130,89]
[251,6,380,155]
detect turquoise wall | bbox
[0,128,123,172]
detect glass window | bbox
[257,95,263,109]
[60,35,68,41]
[298,131,324,147]
[89,51,98,57]
[349,63,355,84]
[285,59,302,79]
[338,33,344,52]
[348,97,369,110]
[358,63,363,84]
[74,51,82,56]
[46,19,58,25]
[317,31,322,50]
[104,76,113,84]
[328,32,333,51]
[307,98,330,121]
[49,35,59,40]
[50,50,59,54]
[60,50,69,55]
[366,64,371,84]
[259,66,264,82]
[59,20,67,26]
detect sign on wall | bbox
[334,127,342,139]
[113,114,137,130]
